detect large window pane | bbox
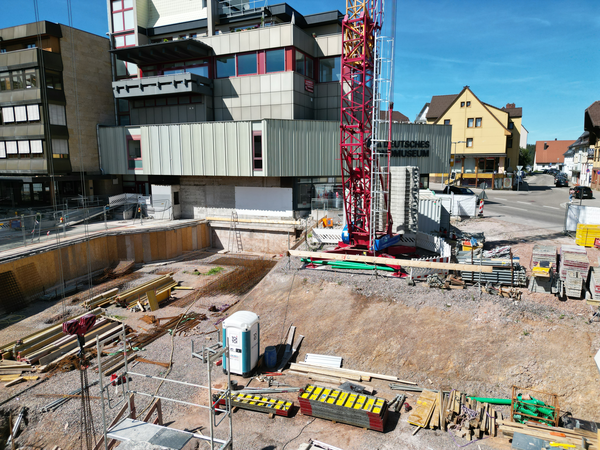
[306,57,313,79]
[186,66,208,77]
[216,56,235,78]
[319,57,341,82]
[113,12,124,32]
[126,62,138,77]
[115,35,125,47]
[45,70,63,90]
[24,69,37,88]
[0,72,9,91]
[265,49,284,73]
[11,71,24,90]
[237,53,257,76]
[295,51,305,76]
[124,34,136,46]
[123,0,133,8]
[115,59,127,77]
[27,105,40,121]
[124,10,134,30]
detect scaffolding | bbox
[96,325,233,450]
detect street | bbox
[475,174,600,232]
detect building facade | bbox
[423,86,523,189]
[584,101,600,190]
[533,139,575,172]
[0,21,115,207]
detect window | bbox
[319,57,341,82]
[14,106,27,122]
[11,71,24,90]
[0,142,5,158]
[27,105,40,121]
[460,102,465,107]
[216,56,236,78]
[49,104,67,126]
[112,0,134,33]
[295,51,305,76]
[2,107,14,123]
[475,118,482,127]
[127,137,142,170]
[24,69,37,88]
[253,132,262,170]
[18,141,30,154]
[508,121,514,130]
[0,72,9,90]
[6,141,17,155]
[237,53,257,76]
[467,118,474,128]
[30,140,43,154]
[507,137,513,149]
[466,101,471,107]
[444,119,450,125]
[45,70,63,90]
[265,49,285,73]
[466,138,473,148]
[173,191,180,205]
[52,139,69,157]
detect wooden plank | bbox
[408,389,438,428]
[288,363,362,381]
[136,357,170,369]
[288,250,495,273]
[438,390,445,431]
[295,361,407,383]
[5,377,24,387]
[288,370,342,385]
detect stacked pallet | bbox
[298,384,388,431]
[531,245,557,272]
[575,224,600,247]
[499,421,598,450]
[559,245,589,282]
[83,275,177,310]
[589,267,600,305]
[565,270,584,299]
[223,393,293,417]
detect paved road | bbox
[474,174,600,231]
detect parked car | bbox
[555,177,568,187]
[545,168,559,176]
[569,186,593,199]
[442,186,475,195]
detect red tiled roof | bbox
[534,140,576,164]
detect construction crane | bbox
[338,0,398,253]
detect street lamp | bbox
[449,141,466,188]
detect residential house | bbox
[585,101,600,190]
[533,139,575,172]
[568,132,592,186]
[423,86,523,189]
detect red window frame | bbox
[127,135,142,171]
[252,131,263,171]
[112,0,135,33]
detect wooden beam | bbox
[288,250,494,273]
[295,362,413,384]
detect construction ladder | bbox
[228,211,243,253]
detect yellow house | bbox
[424,86,523,189]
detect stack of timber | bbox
[82,275,177,310]
[298,384,388,431]
[531,245,558,272]
[499,421,598,450]
[456,253,527,286]
[100,313,204,375]
[565,270,584,299]
[0,309,109,364]
[408,389,502,441]
[589,267,600,305]
[94,260,135,284]
[575,224,600,248]
[288,362,412,384]
[559,245,589,282]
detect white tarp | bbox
[436,194,478,217]
[565,204,600,232]
[234,186,293,217]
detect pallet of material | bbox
[589,267,600,301]
[499,421,598,450]
[298,384,388,432]
[560,245,589,282]
[531,245,558,271]
[565,270,584,299]
[220,393,293,417]
[575,224,600,248]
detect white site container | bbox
[222,311,260,377]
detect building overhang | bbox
[110,39,212,65]
[112,72,213,99]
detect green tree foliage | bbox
[519,144,535,167]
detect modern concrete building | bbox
[0,21,115,207]
[422,86,524,189]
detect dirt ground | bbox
[0,217,599,449]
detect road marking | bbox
[501,206,528,212]
[543,205,559,210]
[494,197,507,201]
[517,201,533,205]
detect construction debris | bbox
[276,326,304,372]
[304,354,342,368]
[93,260,136,283]
[457,250,527,286]
[298,384,388,431]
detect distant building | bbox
[585,101,600,190]
[568,133,592,186]
[0,21,115,207]
[533,139,576,172]
[520,124,528,150]
[422,86,524,189]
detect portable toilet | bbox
[222,311,260,377]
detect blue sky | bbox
[2,0,598,145]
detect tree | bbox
[519,144,535,167]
